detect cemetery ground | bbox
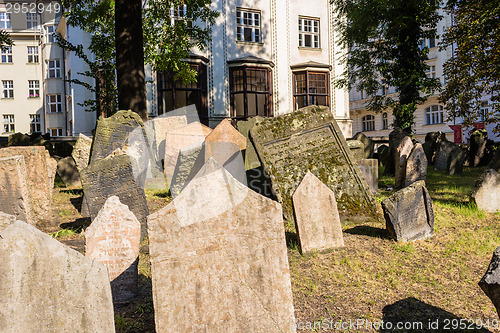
[45,165,499,332]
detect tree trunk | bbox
[115,0,148,121]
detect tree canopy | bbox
[331,0,442,134]
[439,0,500,134]
[0,29,13,48]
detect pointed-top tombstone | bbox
[85,196,141,303]
[148,158,296,332]
[292,171,344,253]
[205,118,247,150]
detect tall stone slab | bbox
[0,221,115,332]
[447,146,466,175]
[148,160,296,332]
[479,246,500,318]
[382,181,434,242]
[377,144,390,168]
[80,154,149,238]
[0,156,33,225]
[148,114,188,164]
[434,141,456,170]
[471,169,500,213]
[292,171,344,253]
[405,143,428,187]
[56,156,81,187]
[423,131,447,164]
[85,196,141,303]
[395,136,413,189]
[357,159,378,194]
[470,129,488,167]
[72,133,92,172]
[352,132,375,158]
[250,105,378,223]
[170,142,205,197]
[236,116,265,170]
[0,146,52,223]
[386,127,404,175]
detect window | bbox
[0,13,11,29]
[362,115,375,132]
[27,46,39,63]
[1,46,12,63]
[157,62,208,121]
[230,66,272,119]
[420,37,436,49]
[293,71,329,109]
[382,112,388,129]
[47,59,61,78]
[360,90,373,100]
[426,65,436,78]
[2,80,13,98]
[425,105,444,125]
[28,80,39,98]
[45,25,57,43]
[30,114,41,133]
[3,115,14,133]
[236,9,261,43]
[26,13,37,30]
[480,101,489,122]
[49,128,63,137]
[46,94,62,113]
[298,17,320,48]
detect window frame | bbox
[45,25,57,43]
[46,94,63,113]
[49,128,63,137]
[47,59,61,78]
[1,46,12,63]
[3,114,15,133]
[0,12,11,29]
[2,80,14,98]
[30,114,41,133]
[26,13,38,30]
[298,17,320,48]
[382,112,388,130]
[236,8,261,43]
[362,114,376,132]
[27,46,39,63]
[292,70,329,110]
[28,80,40,98]
[425,105,444,125]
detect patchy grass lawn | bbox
[47,166,500,332]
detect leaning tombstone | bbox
[148,159,296,332]
[292,171,344,253]
[447,146,466,175]
[85,196,141,304]
[357,159,378,194]
[250,105,379,224]
[0,155,33,225]
[0,221,115,331]
[487,149,500,172]
[381,180,434,242]
[72,133,92,172]
[405,143,428,187]
[352,132,375,158]
[470,169,500,213]
[394,136,413,189]
[479,246,500,318]
[434,141,456,171]
[169,142,205,197]
[470,129,488,167]
[386,127,404,175]
[56,156,81,187]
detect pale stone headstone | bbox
[0,156,33,225]
[405,143,427,187]
[434,141,456,171]
[80,154,149,238]
[479,246,500,318]
[0,221,115,332]
[352,132,374,158]
[395,136,413,189]
[292,171,344,253]
[381,180,434,242]
[205,118,247,150]
[85,196,141,303]
[148,159,296,332]
[148,114,188,164]
[72,133,92,172]
[169,142,205,197]
[471,169,500,213]
[56,156,81,187]
[447,146,466,175]
[357,159,378,194]
[250,105,378,223]
[347,140,365,160]
[0,211,16,231]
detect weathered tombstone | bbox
[7,132,31,146]
[423,131,447,164]
[405,143,428,187]
[80,154,149,238]
[90,110,144,163]
[0,221,115,331]
[377,144,390,168]
[357,159,378,194]
[470,129,488,167]
[85,196,140,303]
[236,116,265,170]
[54,141,73,158]
[382,180,434,242]
[148,114,188,164]
[0,211,16,231]
[205,118,247,151]
[386,127,404,175]
[0,156,33,225]
[32,135,54,156]
[72,133,92,172]
[447,146,466,175]
[148,159,296,332]
[488,149,500,172]
[353,132,375,158]
[169,142,205,197]
[479,246,500,318]
[0,146,52,223]
[347,140,365,160]
[292,171,344,253]
[250,106,378,223]
[470,169,500,213]
[434,141,456,171]
[395,136,413,189]
[56,156,81,187]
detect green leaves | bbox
[0,29,13,48]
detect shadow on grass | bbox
[344,225,390,240]
[381,297,491,332]
[285,231,300,250]
[60,217,91,233]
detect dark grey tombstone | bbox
[347,140,365,161]
[423,131,447,164]
[434,141,456,171]
[56,156,81,187]
[470,129,488,167]
[352,132,375,158]
[386,127,404,175]
[447,146,466,175]
[377,144,390,168]
[405,143,428,187]
[479,246,500,318]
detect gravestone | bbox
[85,196,141,303]
[47,157,57,202]
[292,171,344,253]
[386,127,404,175]
[381,180,434,242]
[353,132,375,158]
[347,140,365,160]
[357,159,378,194]
[471,169,500,213]
[479,246,500,317]
[434,141,456,171]
[54,141,73,158]
[470,129,488,167]
[56,156,81,187]
[7,132,31,147]
[487,150,500,172]
[377,144,390,168]
[169,142,205,197]
[148,159,296,332]
[250,105,378,223]
[405,143,427,187]
[0,156,32,225]
[90,110,144,163]
[0,146,52,223]
[205,118,247,150]
[236,116,265,170]
[72,133,92,172]
[80,154,149,238]
[395,137,413,189]
[423,131,447,164]
[148,114,188,165]
[447,146,466,175]
[0,221,115,332]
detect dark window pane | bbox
[305,34,312,47]
[244,28,252,42]
[248,93,257,116]
[234,93,245,117]
[295,96,307,109]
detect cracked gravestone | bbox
[405,143,427,187]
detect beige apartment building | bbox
[0,0,67,138]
